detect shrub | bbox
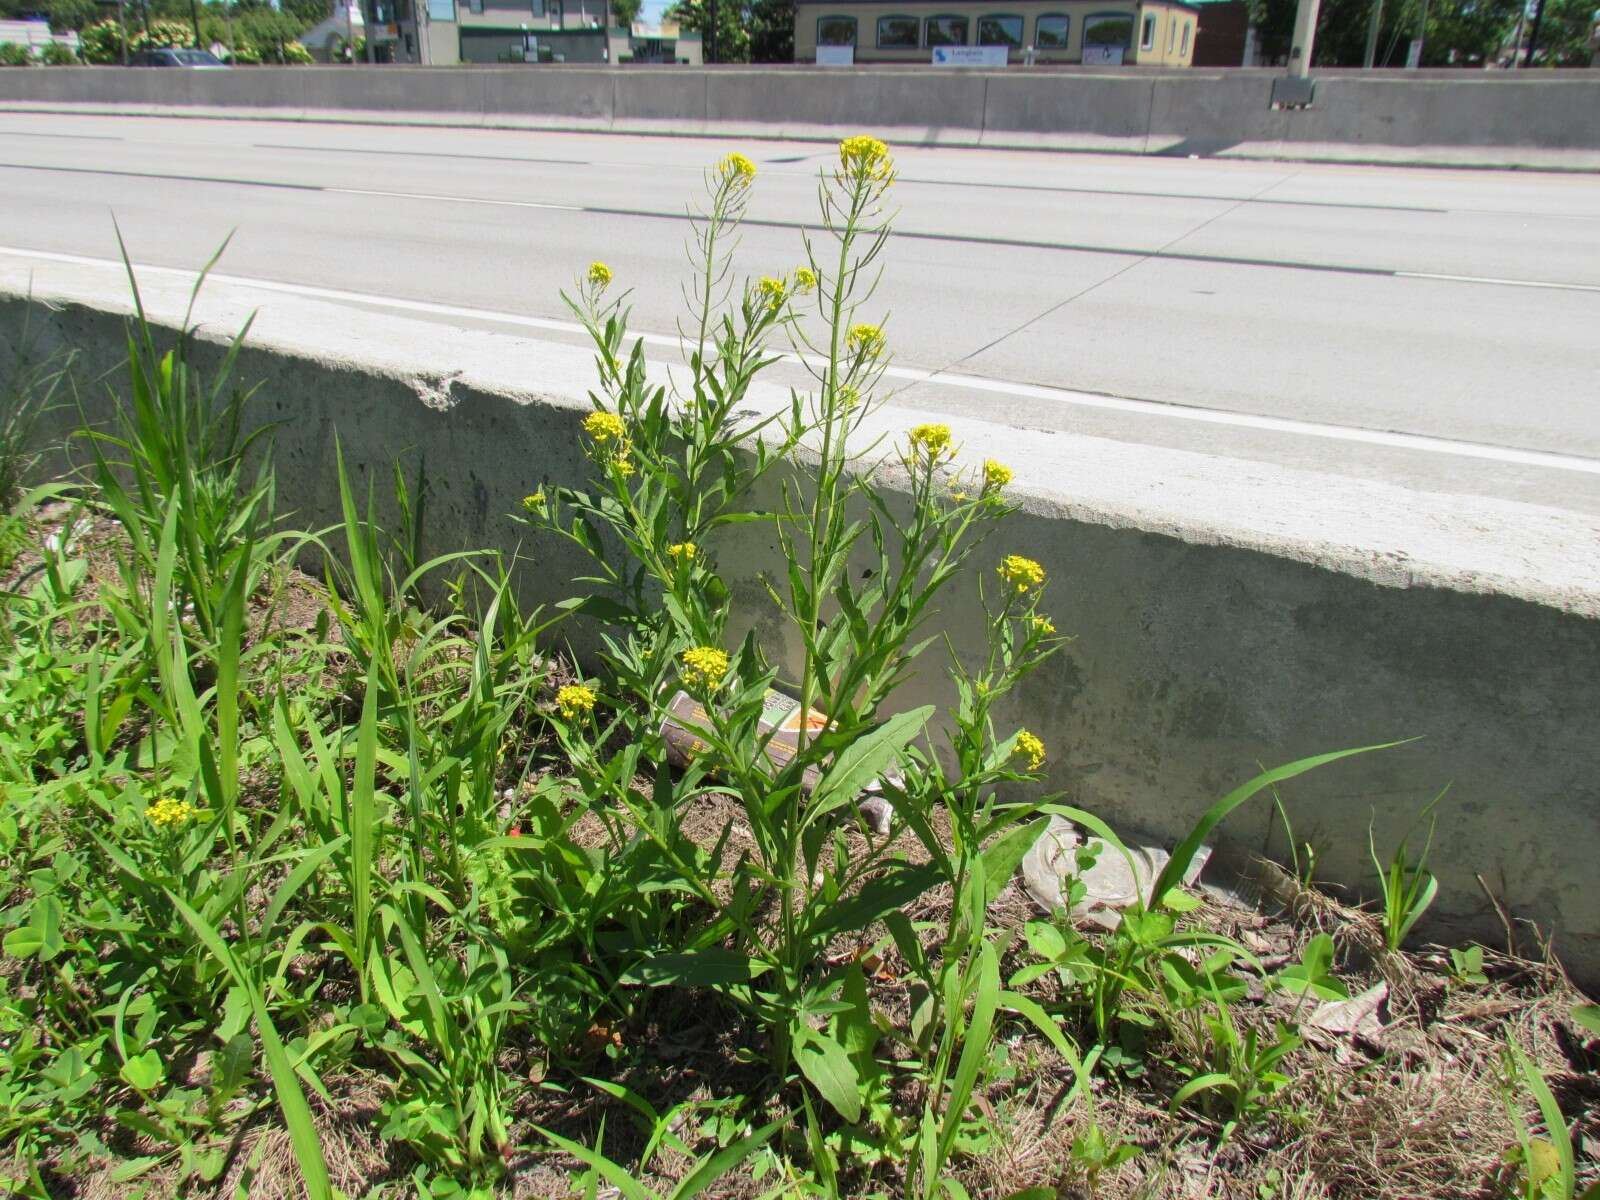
[76,18,123,62]
[39,41,80,64]
[228,40,261,63]
[0,41,32,65]
[282,39,312,63]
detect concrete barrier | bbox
[2,256,1596,986]
[3,65,1600,168]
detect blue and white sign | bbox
[931,44,1008,66]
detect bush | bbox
[0,41,32,65]
[228,39,260,63]
[38,40,80,64]
[282,39,312,63]
[76,18,123,63]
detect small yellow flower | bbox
[718,152,757,186]
[983,460,1013,491]
[758,276,788,309]
[145,796,196,829]
[794,266,818,294]
[583,411,626,445]
[521,491,545,514]
[614,449,636,478]
[680,645,730,692]
[998,554,1046,595]
[587,261,613,289]
[1030,614,1056,636]
[848,324,885,355]
[908,423,953,461]
[838,385,861,412]
[949,490,969,503]
[556,684,597,719]
[839,135,893,183]
[667,542,697,563]
[1014,730,1046,772]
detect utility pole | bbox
[1287,0,1322,75]
[188,0,201,47]
[706,0,716,62]
[1362,0,1383,66]
[1414,0,1431,65]
[1523,0,1546,63]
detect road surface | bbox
[2,112,1598,512]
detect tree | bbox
[610,0,641,27]
[663,0,750,60]
[1526,0,1597,63]
[1250,0,1521,64]
[748,0,792,59]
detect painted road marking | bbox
[1396,271,1600,294]
[3,244,1598,478]
[327,187,582,211]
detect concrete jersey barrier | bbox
[2,259,1597,987]
[2,65,1600,168]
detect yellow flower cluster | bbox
[908,423,953,460]
[848,324,885,355]
[719,152,757,186]
[667,542,697,562]
[794,266,818,294]
[587,261,613,289]
[839,135,893,183]
[145,796,196,829]
[584,411,625,444]
[1014,730,1047,771]
[983,460,1013,491]
[556,684,597,719]
[680,645,730,692]
[521,491,545,514]
[1030,614,1056,636]
[758,276,788,309]
[838,385,861,412]
[998,554,1046,595]
[583,411,635,476]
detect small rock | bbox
[1020,815,1213,928]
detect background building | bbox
[793,0,1198,64]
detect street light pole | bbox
[1362,0,1383,66]
[1523,0,1546,64]
[1287,0,1322,76]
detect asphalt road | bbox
[2,112,1598,511]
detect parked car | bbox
[128,47,226,67]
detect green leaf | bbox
[4,895,63,961]
[1573,1004,1600,1037]
[1148,742,1403,904]
[621,951,771,987]
[109,1155,164,1183]
[1159,887,1203,914]
[982,818,1048,906]
[1170,1071,1234,1113]
[804,706,934,827]
[666,1117,784,1200]
[794,1024,863,1124]
[119,1050,166,1092]
[168,892,333,1200]
[806,863,941,943]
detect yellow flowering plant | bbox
[521,135,1070,1167]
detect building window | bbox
[529,0,545,15]
[426,0,454,20]
[924,13,968,45]
[1140,13,1157,49]
[817,14,857,45]
[1035,13,1069,47]
[469,0,482,12]
[1083,12,1133,45]
[876,14,919,47]
[1168,17,1176,50]
[976,13,1023,46]
[1180,20,1190,53]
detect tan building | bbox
[397,2,701,65]
[794,0,1198,65]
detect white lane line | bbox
[1397,270,1600,294]
[4,244,1598,477]
[326,187,581,212]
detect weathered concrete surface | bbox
[2,263,1597,986]
[3,66,1600,169]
